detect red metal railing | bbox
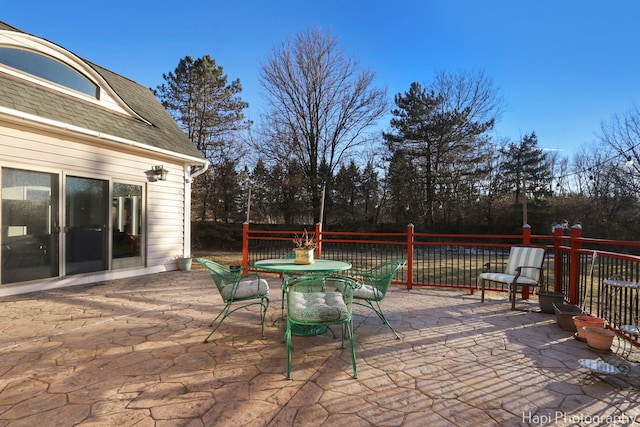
[242,222,640,347]
[242,222,550,293]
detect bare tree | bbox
[256,28,388,223]
[432,69,505,125]
[599,104,640,194]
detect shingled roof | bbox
[0,21,205,162]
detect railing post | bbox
[315,222,322,258]
[522,224,531,299]
[407,223,414,290]
[569,223,582,304]
[553,225,564,294]
[242,222,249,269]
[522,223,531,245]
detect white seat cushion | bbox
[478,272,538,286]
[352,283,383,300]
[221,279,269,300]
[288,291,348,322]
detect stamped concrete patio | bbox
[0,270,639,426]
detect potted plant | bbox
[537,280,565,314]
[293,229,316,265]
[175,254,192,271]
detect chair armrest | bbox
[513,265,543,281]
[331,274,360,289]
[514,265,542,271]
[235,271,261,282]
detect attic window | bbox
[0,47,99,98]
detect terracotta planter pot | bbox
[573,315,606,341]
[582,326,616,352]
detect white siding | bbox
[0,121,192,296]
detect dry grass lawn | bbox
[191,251,243,270]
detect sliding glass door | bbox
[1,168,60,284]
[2,169,145,284]
[112,182,143,268]
[65,176,108,275]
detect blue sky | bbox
[3,1,640,158]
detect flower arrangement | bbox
[293,229,316,250]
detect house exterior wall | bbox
[0,119,192,297]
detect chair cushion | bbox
[478,272,538,286]
[288,291,348,322]
[352,283,383,301]
[221,279,269,300]
[504,247,545,280]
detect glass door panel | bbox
[1,168,59,284]
[65,176,108,275]
[112,182,143,268]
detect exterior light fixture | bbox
[152,165,169,181]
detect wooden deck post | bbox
[315,222,322,258]
[407,223,414,290]
[242,222,249,269]
[522,224,531,299]
[569,224,582,304]
[553,225,564,294]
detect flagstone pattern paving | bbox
[0,270,638,426]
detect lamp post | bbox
[319,184,326,225]
[241,171,252,223]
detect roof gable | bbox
[0,20,205,163]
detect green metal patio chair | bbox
[284,275,358,379]
[348,259,406,340]
[280,250,296,319]
[197,258,269,342]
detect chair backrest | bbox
[356,259,406,298]
[287,275,355,307]
[197,258,234,293]
[504,247,545,281]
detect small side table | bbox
[602,278,640,359]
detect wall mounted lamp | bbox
[152,165,169,181]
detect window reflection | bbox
[112,183,143,264]
[1,168,59,284]
[0,47,99,98]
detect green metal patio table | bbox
[254,258,352,336]
[254,259,352,275]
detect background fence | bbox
[242,222,640,346]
